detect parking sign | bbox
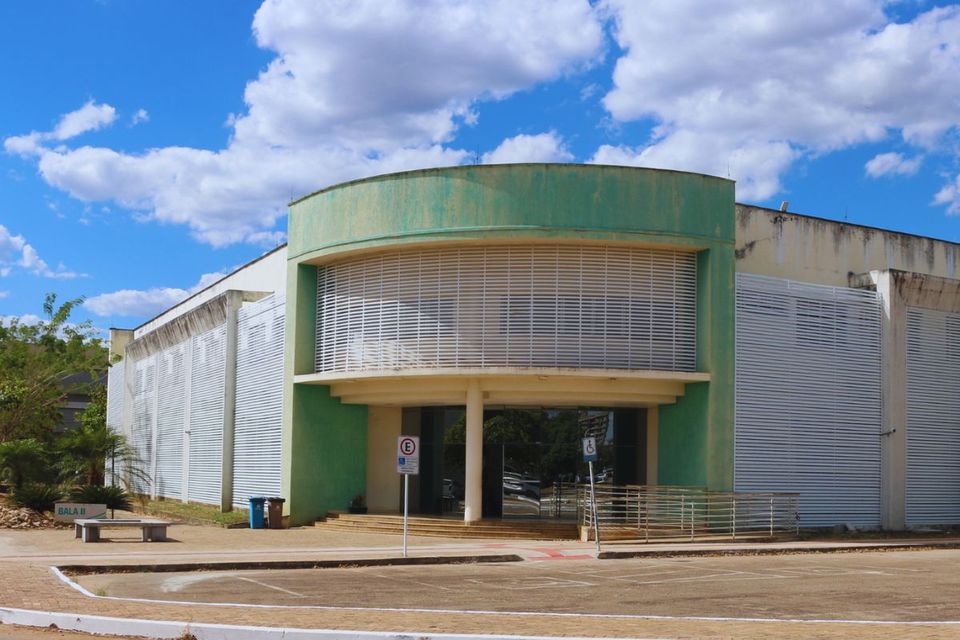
[397,436,420,474]
[582,437,598,462]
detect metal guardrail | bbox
[578,484,800,541]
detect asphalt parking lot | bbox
[76,548,960,623]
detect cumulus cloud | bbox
[4,101,117,157]
[52,101,116,140]
[131,109,149,126]
[933,175,960,215]
[6,0,604,247]
[0,291,8,299]
[84,270,229,318]
[865,152,923,178]
[599,1,960,201]
[0,314,43,327]
[482,132,573,164]
[0,224,84,279]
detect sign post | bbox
[582,437,601,554]
[397,436,420,558]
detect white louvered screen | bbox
[104,363,124,486]
[233,293,285,507]
[187,324,226,505]
[906,307,960,525]
[734,274,882,527]
[155,343,187,500]
[130,355,156,495]
[316,245,697,374]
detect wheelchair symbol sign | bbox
[582,437,598,462]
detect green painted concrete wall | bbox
[658,247,736,490]
[288,164,734,262]
[281,262,369,525]
[283,164,737,523]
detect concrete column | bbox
[220,291,244,513]
[464,380,483,523]
[874,271,907,530]
[646,406,659,485]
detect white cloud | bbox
[933,175,960,215]
[84,270,228,317]
[0,225,27,265]
[600,1,960,201]
[131,109,149,126]
[0,314,43,327]
[4,101,118,158]
[0,291,9,299]
[6,0,604,247]
[0,224,85,280]
[865,152,923,178]
[52,100,117,140]
[482,132,573,164]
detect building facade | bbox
[107,164,960,530]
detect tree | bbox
[0,294,107,443]
[0,438,49,488]
[58,385,148,489]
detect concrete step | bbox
[315,512,578,540]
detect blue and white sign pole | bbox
[397,436,420,558]
[582,437,601,553]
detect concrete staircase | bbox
[314,512,579,540]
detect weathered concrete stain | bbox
[736,204,960,285]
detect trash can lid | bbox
[249,496,266,502]
[267,497,286,503]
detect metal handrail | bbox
[578,484,800,541]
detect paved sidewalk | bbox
[2,524,960,639]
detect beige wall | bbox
[735,205,959,285]
[366,406,402,513]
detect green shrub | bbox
[11,483,63,513]
[69,485,132,511]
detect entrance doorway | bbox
[413,407,647,520]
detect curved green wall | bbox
[288,164,734,261]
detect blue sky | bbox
[1,0,958,333]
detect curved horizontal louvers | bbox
[316,245,697,374]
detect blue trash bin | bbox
[248,496,266,529]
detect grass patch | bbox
[136,498,249,527]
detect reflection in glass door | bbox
[431,406,645,520]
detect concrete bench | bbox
[74,518,171,543]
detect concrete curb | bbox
[0,607,639,640]
[58,553,524,576]
[599,541,960,559]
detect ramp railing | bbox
[577,484,800,541]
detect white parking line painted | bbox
[234,575,306,598]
